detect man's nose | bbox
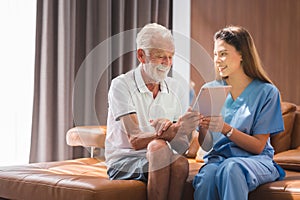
[162,57,172,66]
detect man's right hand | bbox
[176,107,200,136]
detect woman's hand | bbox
[200,115,270,154]
[199,115,226,133]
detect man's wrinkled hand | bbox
[177,107,200,135]
[150,118,173,136]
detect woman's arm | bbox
[221,122,270,154]
[203,116,270,154]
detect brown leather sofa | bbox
[0,102,299,200]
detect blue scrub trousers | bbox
[192,157,280,200]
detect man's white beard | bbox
[143,62,170,83]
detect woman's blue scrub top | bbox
[203,79,284,160]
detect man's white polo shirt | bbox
[105,65,189,167]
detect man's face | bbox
[143,48,174,83]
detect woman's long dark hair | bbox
[214,26,273,84]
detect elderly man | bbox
[105,23,199,200]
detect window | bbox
[0,0,36,166]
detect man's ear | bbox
[137,49,146,63]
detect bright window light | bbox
[0,0,36,166]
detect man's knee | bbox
[146,139,172,170]
[147,139,168,153]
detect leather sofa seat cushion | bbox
[0,158,204,200]
[0,158,146,200]
[248,170,300,199]
[274,148,300,171]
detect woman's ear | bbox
[137,49,146,63]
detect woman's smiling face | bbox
[214,39,243,78]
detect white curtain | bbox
[0,0,36,166]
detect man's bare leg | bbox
[147,139,172,200]
[167,155,189,200]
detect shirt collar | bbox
[134,64,169,94]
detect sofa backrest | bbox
[271,102,297,154]
[291,107,300,149]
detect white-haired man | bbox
[105,23,199,200]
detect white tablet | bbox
[192,85,232,116]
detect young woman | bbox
[192,26,285,200]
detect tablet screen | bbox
[192,85,232,116]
